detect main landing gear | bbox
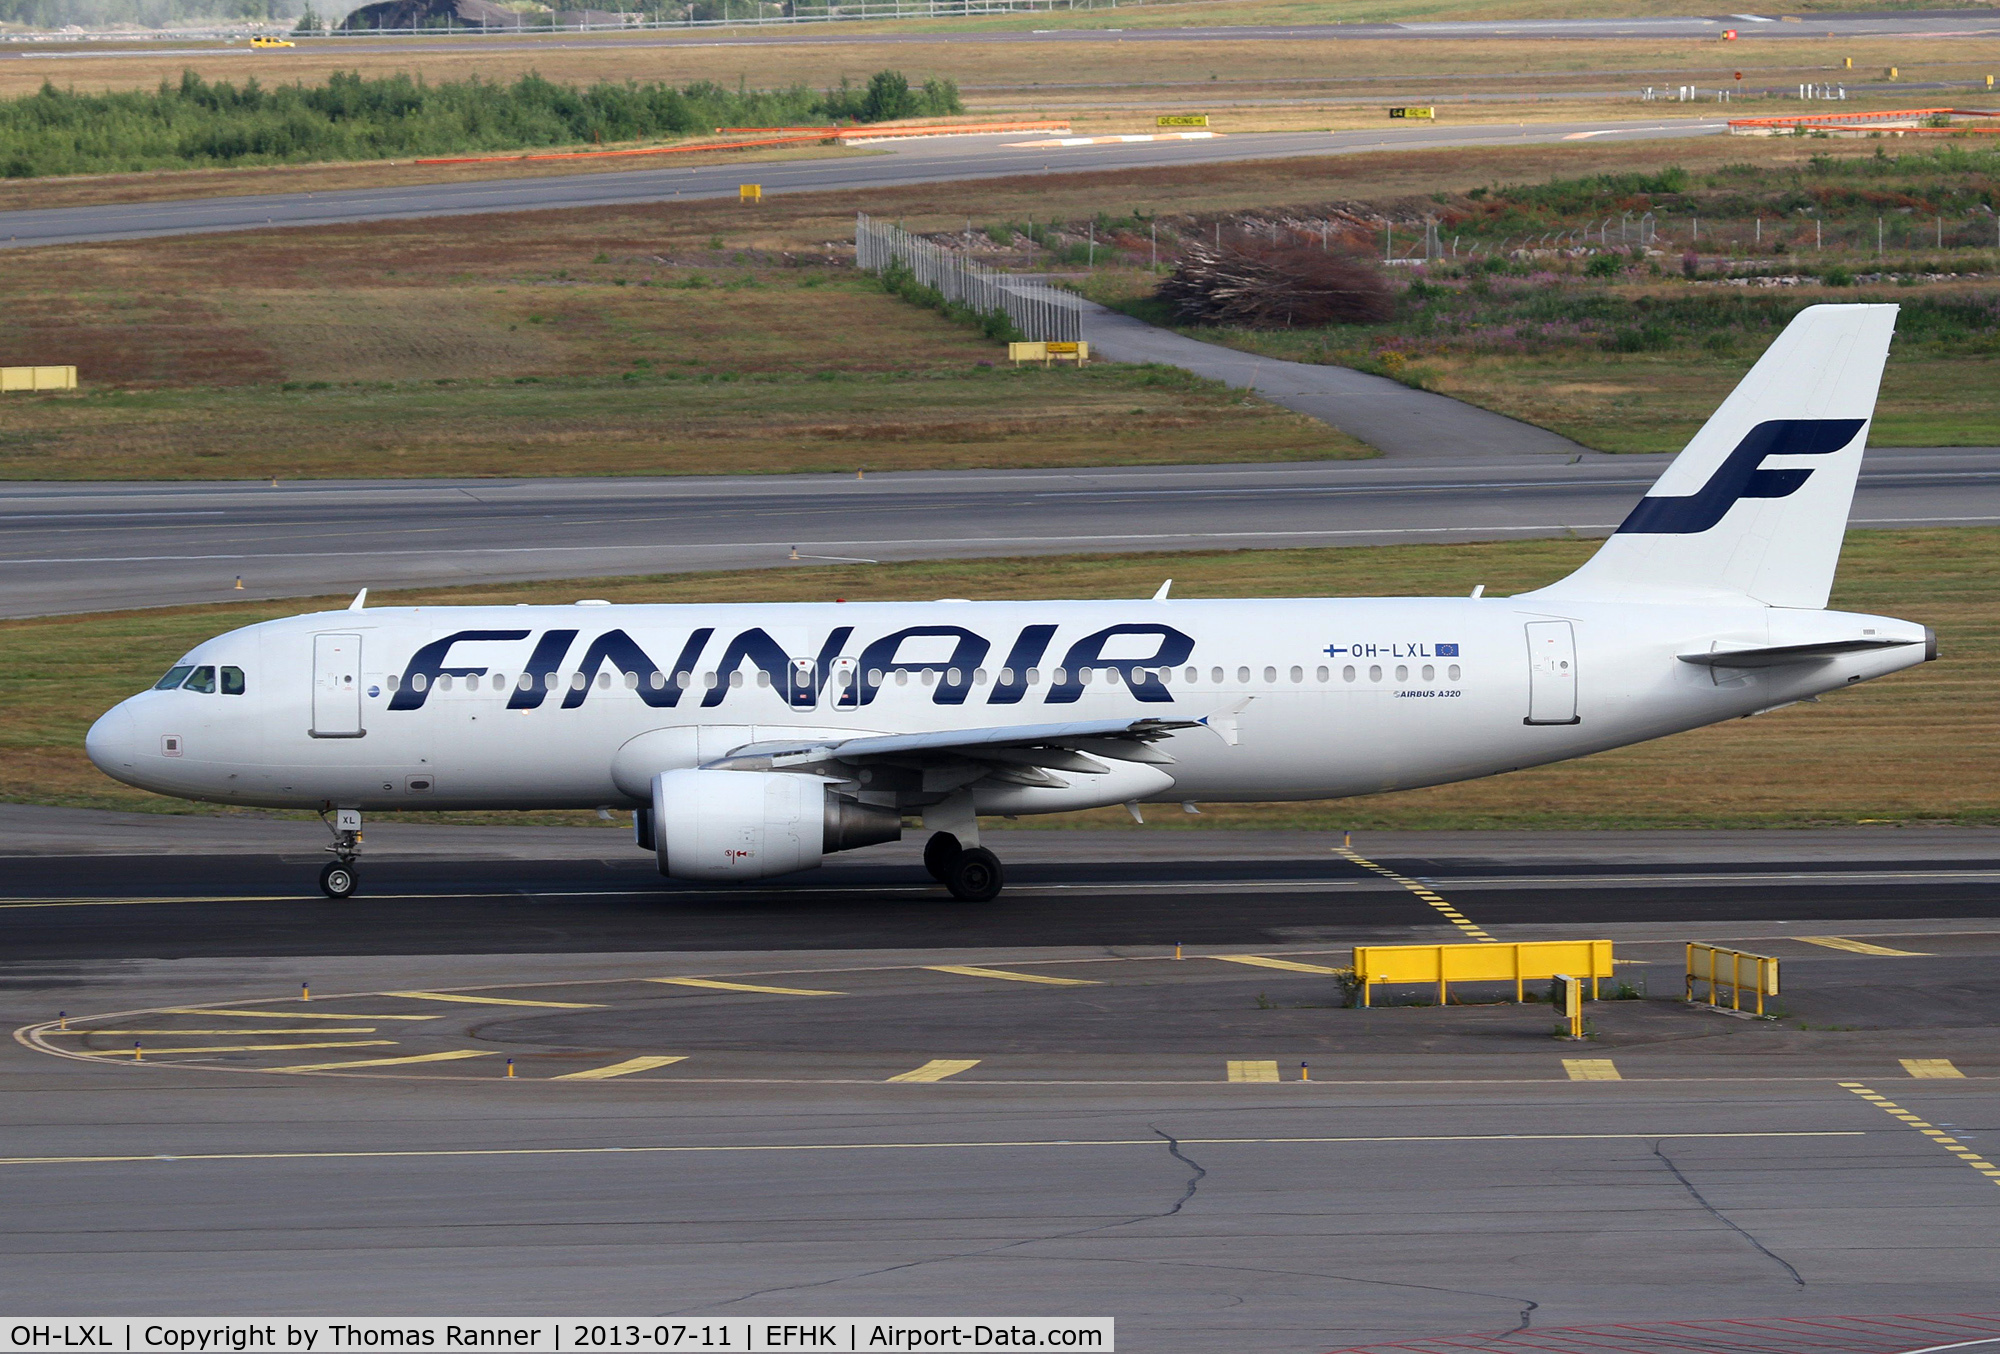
[924,831,1005,902]
[319,806,362,899]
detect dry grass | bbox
[7,528,1990,829]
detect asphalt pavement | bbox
[0,118,1728,250]
[4,815,1997,1342]
[6,445,1995,616]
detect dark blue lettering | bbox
[701,627,792,708]
[561,630,694,709]
[857,626,991,706]
[988,624,1058,706]
[390,630,528,711]
[1047,624,1194,705]
[505,629,579,710]
[1618,418,1865,535]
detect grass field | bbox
[7,528,1992,830]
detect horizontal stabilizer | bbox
[1678,635,1931,668]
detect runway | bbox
[5,445,1995,617]
[0,117,1727,250]
[4,815,1998,1342]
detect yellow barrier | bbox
[1008,341,1089,366]
[0,365,77,392]
[1350,939,1614,1007]
[739,183,762,203]
[1686,943,1779,1015]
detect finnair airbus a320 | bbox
[87,304,1933,901]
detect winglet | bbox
[347,588,368,612]
[1153,579,1173,601]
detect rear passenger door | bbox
[311,633,364,738]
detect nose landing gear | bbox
[319,806,362,899]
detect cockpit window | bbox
[181,665,216,694]
[221,666,245,696]
[154,665,194,691]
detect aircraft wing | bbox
[709,717,1201,779]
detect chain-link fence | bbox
[856,213,1082,342]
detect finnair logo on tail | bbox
[1617,418,1866,535]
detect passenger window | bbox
[1236,666,1250,684]
[1263,666,1277,684]
[221,666,245,696]
[155,665,194,691]
[1448,664,1462,681]
[181,665,216,694]
[1316,666,1330,682]
[1369,665,1383,682]
[1343,665,1356,682]
[1395,664,1409,683]
[1422,664,1435,682]
[1289,666,1303,683]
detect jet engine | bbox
[648,768,900,881]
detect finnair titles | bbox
[88,305,1932,901]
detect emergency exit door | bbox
[312,633,365,738]
[1524,621,1579,726]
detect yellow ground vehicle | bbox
[249,35,295,46]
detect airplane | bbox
[86,303,1933,902]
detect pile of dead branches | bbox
[1156,239,1394,329]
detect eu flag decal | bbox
[1436,643,1460,657]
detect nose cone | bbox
[85,701,141,783]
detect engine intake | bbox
[650,768,900,881]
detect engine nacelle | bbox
[650,768,900,881]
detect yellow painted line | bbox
[0,1130,1868,1170]
[87,1040,394,1057]
[1338,846,1497,942]
[267,1050,496,1074]
[1227,1060,1279,1083]
[885,1059,981,1082]
[924,965,1099,986]
[157,1008,439,1020]
[648,978,844,996]
[1563,1059,1621,1081]
[51,1028,378,1036]
[384,991,602,1009]
[554,1056,688,1081]
[1797,936,1930,956]
[1840,1082,2000,1188]
[1208,955,1348,976]
[1903,1058,1967,1079]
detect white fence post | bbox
[854,212,1080,342]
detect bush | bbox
[0,67,958,177]
[1156,240,1394,329]
[1584,254,1623,279]
[1823,265,1854,287]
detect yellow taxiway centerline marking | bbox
[885,1059,981,1082]
[647,978,844,996]
[554,1056,688,1081]
[50,1028,378,1036]
[87,1040,395,1057]
[157,1009,440,1020]
[1563,1059,1622,1081]
[1798,936,1931,956]
[266,1050,495,1074]
[384,991,602,1009]
[1902,1058,1968,1079]
[1840,1082,2000,1186]
[1209,955,1348,976]
[924,965,1100,986]
[0,1130,1868,1169]
[1226,1060,1280,1083]
[1337,846,1498,942]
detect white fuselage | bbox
[86,595,1930,815]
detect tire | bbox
[944,846,1004,902]
[319,862,357,899]
[923,832,962,883]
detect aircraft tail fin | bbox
[1528,303,1898,610]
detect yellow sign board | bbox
[0,365,77,392]
[739,183,762,203]
[1388,106,1436,120]
[1350,939,1614,1006]
[1157,115,1209,127]
[1010,341,1089,365]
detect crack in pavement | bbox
[653,1124,1216,1317]
[1654,1141,1805,1287]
